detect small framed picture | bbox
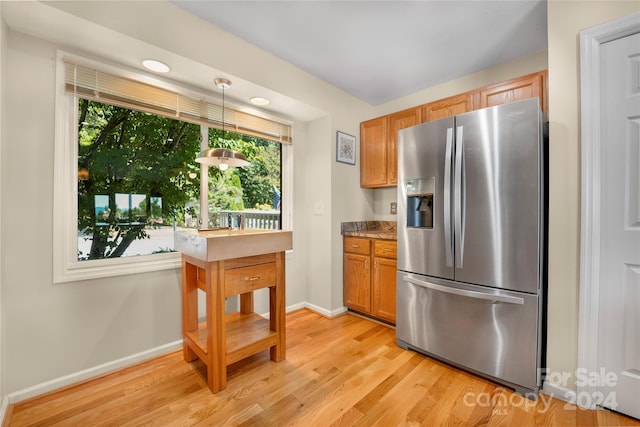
[336,131,356,165]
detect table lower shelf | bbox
[184,312,278,367]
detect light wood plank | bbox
[6,310,640,427]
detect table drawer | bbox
[224,253,276,269]
[374,240,397,258]
[344,237,371,255]
[225,262,276,296]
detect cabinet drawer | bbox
[374,240,397,259]
[344,237,371,255]
[225,263,276,296]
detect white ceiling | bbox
[172,0,548,105]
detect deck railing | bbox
[214,209,281,230]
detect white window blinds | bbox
[64,62,292,144]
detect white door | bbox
[597,31,640,419]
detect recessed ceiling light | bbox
[142,59,170,73]
[250,97,271,106]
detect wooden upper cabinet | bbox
[478,70,547,113]
[360,116,388,188]
[359,70,547,188]
[360,107,420,188]
[422,92,476,122]
[387,107,421,185]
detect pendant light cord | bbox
[221,84,225,140]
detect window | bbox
[203,128,282,231]
[77,99,201,261]
[54,52,292,283]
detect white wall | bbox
[304,116,333,311]
[545,0,639,391]
[3,29,187,395]
[0,0,375,399]
[0,3,6,415]
[285,120,310,310]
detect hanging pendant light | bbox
[195,78,249,169]
[196,147,248,170]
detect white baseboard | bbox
[5,302,348,408]
[302,302,348,318]
[286,302,306,313]
[1,395,9,426]
[542,380,577,404]
[261,302,347,319]
[7,340,183,405]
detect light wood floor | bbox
[6,309,640,426]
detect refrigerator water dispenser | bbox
[406,178,435,228]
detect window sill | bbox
[54,251,181,284]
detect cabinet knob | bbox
[352,244,360,248]
[244,276,260,282]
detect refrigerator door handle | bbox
[401,275,524,305]
[454,125,466,268]
[444,127,453,267]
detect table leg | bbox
[207,261,226,393]
[240,292,254,314]
[270,252,286,362]
[181,259,198,362]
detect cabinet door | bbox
[478,70,547,113]
[372,257,397,324]
[388,107,421,185]
[344,253,371,313]
[422,92,476,122]
[360,117,388,188]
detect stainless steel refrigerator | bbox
[396,97,546,396]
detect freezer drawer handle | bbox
[402,275,524,305]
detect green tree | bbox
[208,129,281,210]
[208,172,245,212]
[77,99,201,260]
[77,101,282,260]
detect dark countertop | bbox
[341,221,397,240]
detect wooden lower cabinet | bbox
[343,236,397,324]
[372,256,397,323]
[343,252,371,313]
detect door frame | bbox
[578,12,640,409]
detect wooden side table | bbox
[176,229,291,393]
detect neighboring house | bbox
[0,0,637,419]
